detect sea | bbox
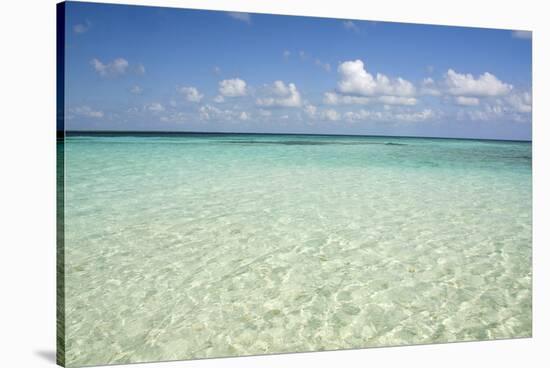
[60,132,532,366]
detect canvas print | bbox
[57,2,532,367]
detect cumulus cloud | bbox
[343,110,373,122]
[256,81,302,107]
[227,12,251,23]
[512,30,532,39]
[320,109,341,121]
[378,96,417,106]
[160,112,188,123]
[444,69,513,96]
[457,91,531,122]
[219,78,247,97]
[323,91,416,106]
[303,101,432,123]
[199,105,221,120]
[90,58,129,77]
[457,103,507,122]
[506,92,532,113]
[303,104,317,118]
[420,77,441,96]
[213,95,225,103]
[303,104,343,122]
[239,111,250,121]
[393,109,435,122]
[324,91,371,105]
[71,106,104,118]
[337,60,416,97]
[177,86,204,103]
[283,50,291,60]
[146,102,165,112]
[344,108,435,123]
[454,96,480,106]
[343,20,359,32]
[199,104,249,121]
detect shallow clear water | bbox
[62,133,532,367]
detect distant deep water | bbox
[61,133,532,367]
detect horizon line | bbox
[60,130,532,143]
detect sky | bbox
[63,2,532,140]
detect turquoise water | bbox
[62,133,532,367]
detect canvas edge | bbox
[56,1,66,367]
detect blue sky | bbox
[64,2,532,140]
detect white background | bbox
[0,0,548,367]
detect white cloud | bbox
[259,109,272,117]
[73,21,91,34]
[73,24,87,33]
[303,104,317,118]
[160,112,188,123]
[337,60,416,97]
[219,78,247,97]
[320,109,341,121]
[239,111,250,121]
[227,12,251,23]
[458,103,504,122]
[135,64,146,75]
[302,104,344,122]
[90,58,129,77]
[177,86,204,103]
[283,50,291,60]
[507,92,532,113]
[394,109,435,122]
[199,105,221,120]
[343,20,359,32]
[304,105,436,123]
[324,91,371,105]
[344,110,380,122]
[512,30,532,39]
[444,69,513,96]
[296,50,331,72]
[213,95,225,103]
[146,102,165,112]
[459,110,489,122]
[378,96,417,105]
[130,85,143,94]
[458,95,531,122]
[344,108,435,123]
[199,104,249,121]
[455,96,480,106]
[462,91,531,122]
[420,77,441,96]
[256,81,302,107]
[323,92,415,106]
[71,106,104,118]
[315,59,331,72]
